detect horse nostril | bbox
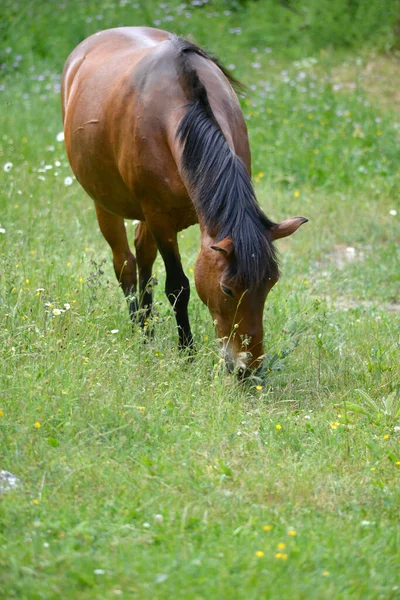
[237,367,252,380]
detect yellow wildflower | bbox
[276,424,282,431]
[277,542,286,551]
[256,385,263,391]
[288,529,297,536]
[255,551,264,558]
[293,190,300,198]
[322,571,330,577]
[34,422,41,429]
[263,525,272,532]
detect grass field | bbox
[1,1,399,598]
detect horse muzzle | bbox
[221,342,264,379]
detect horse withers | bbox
[61,27,307,377]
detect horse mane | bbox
[172,35,279,289]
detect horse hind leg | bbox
[134,221,158,327]
[95,203,138,319]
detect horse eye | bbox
[221,285,234,297]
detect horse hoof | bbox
[179,343,196,362]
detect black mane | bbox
[172,36,279,289]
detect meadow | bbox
[0,1,399,598]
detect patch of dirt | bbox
[387,302,400,312]
[318,245,399,312]
[327,244,366,270]
[332,55,400,111]
[323,296,400,313]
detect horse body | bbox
[62,27,307,376]
[62,27,247,224]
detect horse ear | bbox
[270,217,308,240]
[210,237,234,257]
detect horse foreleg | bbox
[149,228,193,352]
[134,221,158,328]
[95,203,138,319]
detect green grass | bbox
[1,1,400,598]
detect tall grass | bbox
[0,1,399,598]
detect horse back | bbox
[61,27,250,226]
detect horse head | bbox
[195,217,307,378]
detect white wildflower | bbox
[3,162,13,172]
[0,470,22,493]
[56,131,64,142]
[64,176,73,186]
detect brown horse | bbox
[62,27,307,377]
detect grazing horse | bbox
[62,27,307,377]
